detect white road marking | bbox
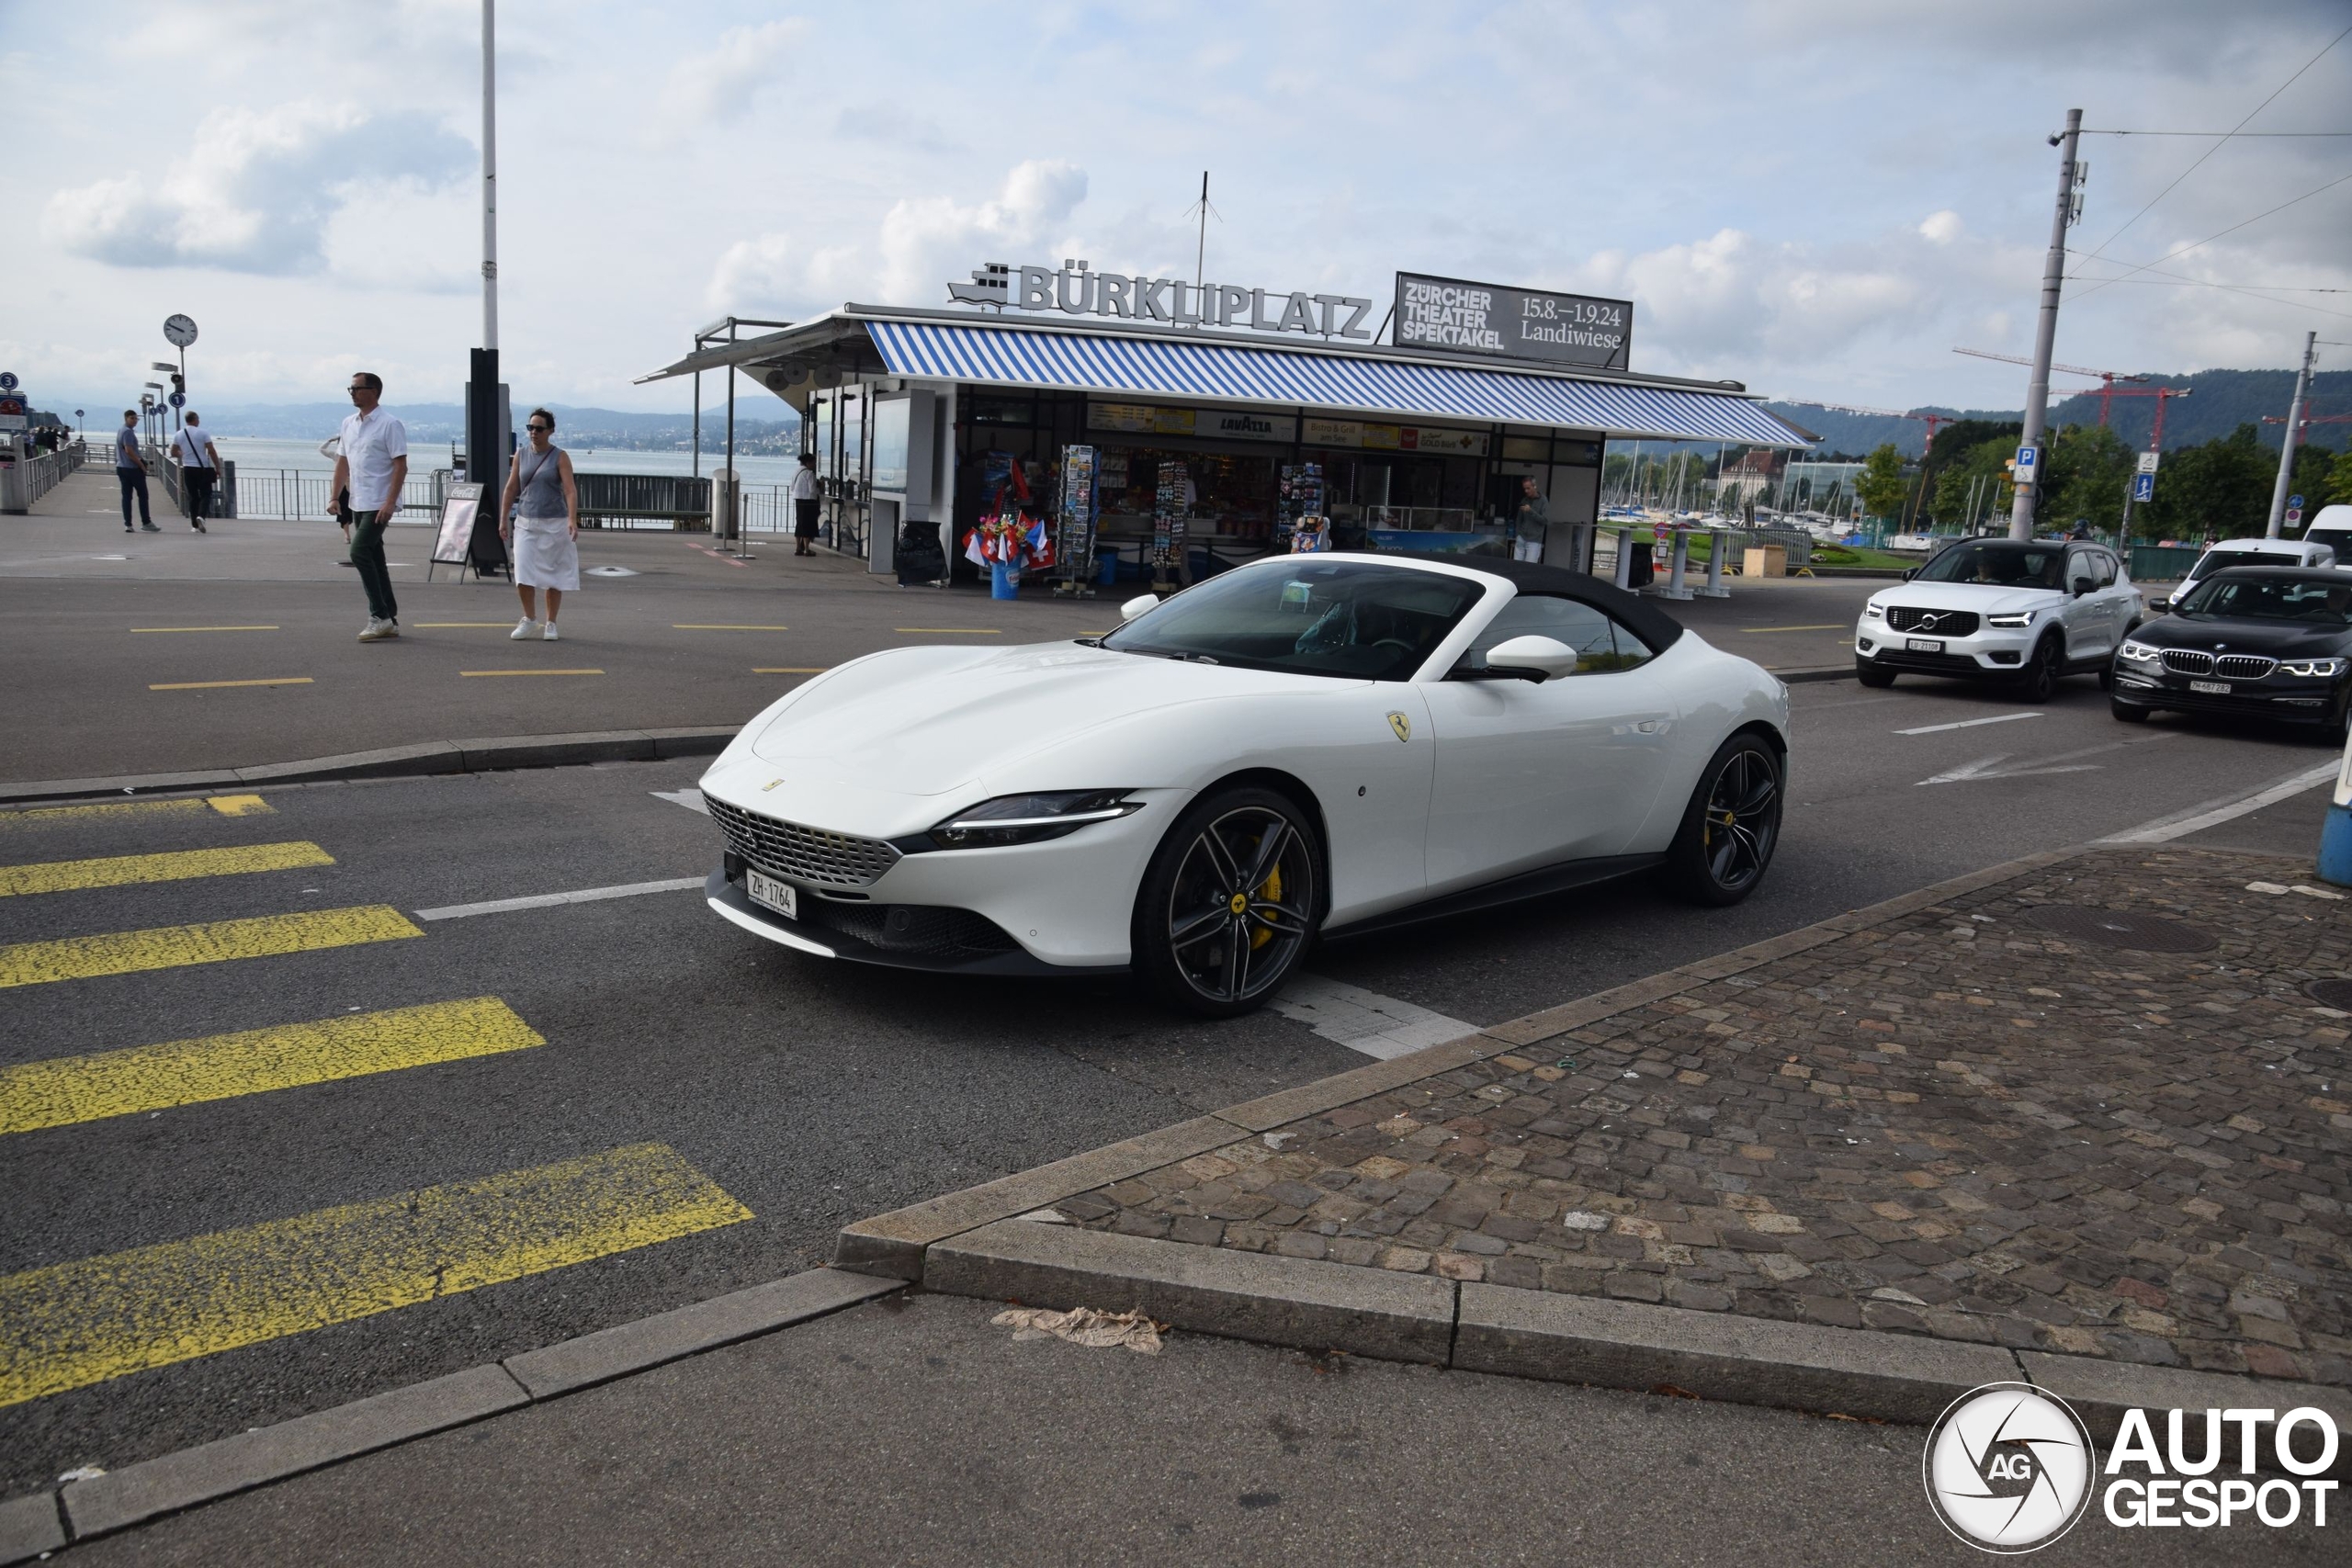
[1917,730,2176,786]
[415,877,705,921]
[651,789,708,815]
[1895,712,2043,736]
[1272,975,1478,1060]
[2099,759,2341,845]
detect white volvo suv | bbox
[1852,537,2144,702]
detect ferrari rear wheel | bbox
[1663,733,1783,908]
[1135,786,1321,1017]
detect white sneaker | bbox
[511,617,541,640]
[542,622,560,642]
[357,618,391,642]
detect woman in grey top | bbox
[498,407,582,640]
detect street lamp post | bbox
[465,0,503,489]
[2267,332,2318,539]
[2009,107,2084,542]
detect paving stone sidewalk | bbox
[1060,847,2352,1386]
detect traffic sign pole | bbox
[2011,107,2084,542]
[2267,330,2316,538]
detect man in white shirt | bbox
[173,412,220,533]
[329,372,408,641]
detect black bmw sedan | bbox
[2111,566,2352,737]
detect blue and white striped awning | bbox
[865,319,1809,447]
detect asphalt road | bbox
[69,1293,2330,1568]
[0,666,2335,1497]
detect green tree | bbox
[1855,443,1908,522]
[2144,423,2276,541]
[2327,446,2352,507]
[2041,423,2133,539]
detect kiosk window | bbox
[1459,594,1654,674]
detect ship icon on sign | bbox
[947,263,1011,308]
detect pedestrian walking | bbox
[790,452,820,555]
[114,409,156,533]
[330,372,407,642]
[172,412,220,533]
[498,407,581,640]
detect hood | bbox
[2132,615,2352,659]
[746,641,1367,795]
[1871,581,2060,616]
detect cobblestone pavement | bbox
[1064,848,2352,1386]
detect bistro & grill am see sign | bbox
[950,262,1376,339]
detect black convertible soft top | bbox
[1385,551,1687,653]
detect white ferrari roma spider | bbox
[701,553,1790,1016]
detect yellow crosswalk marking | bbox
[0,1143,752,1405]
[0,906,421,988]
[130,626,280,633]
[0,840,333,898]
[0,998,543,1136]
[894,627,1000,634]
[0,795,274,829]
[673,624,790,630]
[459,669,604,678]
[150,678,313,691]
[752,667,827,673]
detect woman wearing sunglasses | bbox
[498,408,582,639]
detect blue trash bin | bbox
[2318,739,2352,886]
[990,563,1020,600]
[1098,551,1119,586]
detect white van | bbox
[2169,535,2336,606]
[2305,503,2352,565]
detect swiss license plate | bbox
[746,869,797,919]
[2189,680,2231,696]
[1905,637,1944,653]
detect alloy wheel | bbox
[1163,806,1316,1003]
[1700,747,1780,893]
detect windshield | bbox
[2193,549,2294,577]
[1102,560,1487,681]
[2176,575,2352,625]
[1916,542,2066,588]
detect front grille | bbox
[706,795,901,886]
[2216,654,2277,681]
[2161,649,2214,675]
[1885,606,1981,637]
[800,900,1019,957]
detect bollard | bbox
[1655,527,1694,601]
[2317,726,2352,886]
[1697,525,1730,597]
[1612,525,1634,590]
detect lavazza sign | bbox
[946,261,1635,371]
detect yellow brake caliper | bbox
[1250,864,1283,949]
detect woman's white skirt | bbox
[513,517,580,591]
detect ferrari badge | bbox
[762,778,785,792]
[1386,712,1411,743]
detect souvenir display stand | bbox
[1151,460,1189,594]
[1052,444,1100,597]
[1276,463,1325,552]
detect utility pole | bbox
[2010,107,2083,541]
[2267,330,2317,538]
[466,0,502,487]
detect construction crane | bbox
[1953,347,2153,427]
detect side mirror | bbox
[1483,635,1579,682]
[2071,577,2096,598]
[1902,567,1917,581]
[2150,596,2170,614]
[1119,593,1159,623]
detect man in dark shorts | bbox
[790,453,820,556]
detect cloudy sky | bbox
[6,0,2349,420]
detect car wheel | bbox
[1133,785,1322,1018]
[2110,697,2150,724]
[1855,660,1895,689]
[1663,733,1783,908]
[2020,637,2063,704]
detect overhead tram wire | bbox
[2067,168,2352,305]
[2074,21,2351,267]
[2082,130,2352,138]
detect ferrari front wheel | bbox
[1134,786,1322,1018]
[1663,733,1783,908]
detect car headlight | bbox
[1863,604,1884,619]
[2117,639,2162,662]
[919,790,1141,851]
[1986,610,2037,627]
[2280,658,2345,678]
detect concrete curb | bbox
[0,1268,899,1560]
[0,728,736,806]
[832,840,2352,1437]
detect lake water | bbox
[211,437,803,488]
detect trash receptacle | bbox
[1627,541,1655,588]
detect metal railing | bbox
[0,440,86,513]
[229,468,449,522]
[573,472,711,530]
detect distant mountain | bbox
[1772,367,2350,460]
[183,401,798,451]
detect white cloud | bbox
[650,19,807,146]
[41,101,472,275]
[1919,210,1962,245]
[707,159,1091,314]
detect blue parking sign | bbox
[2132,472,2154,502]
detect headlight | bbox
[921,790,1141,850]
[1986,610,2037,627]
[2117,640,2162,662]
[2281,658,2346,678]
[1863,604,1884,619]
